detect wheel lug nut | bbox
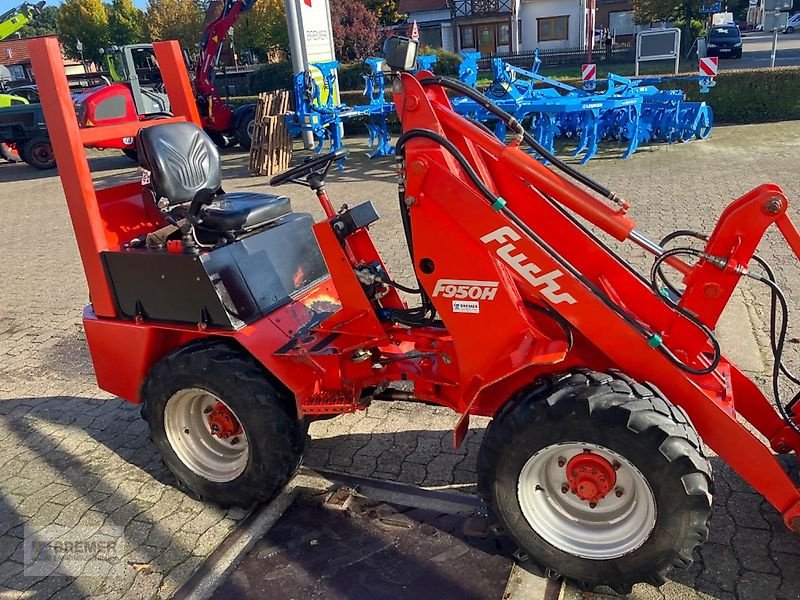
[557,457,566,467]
[589,502,597,509]
[615,487,624,498]
[612,461,621,471]
[183,428,189,434]
[204,407,212,414]
[561,484,569,494]
[231,437,239,445]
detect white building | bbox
[399,0,596,54]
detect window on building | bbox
[8,65,25,80]
[537,16,569,42]
[498,22,510,45]
[420,25,443,48]
[609,10,635,36]
[460,25,476,49]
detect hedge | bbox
[243,65,800,125]
[684,66,800,124]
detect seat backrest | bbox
[137,122,221,206]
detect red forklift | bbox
[30,35,800,593]
[74,44,171,158]
[75,0,258,152]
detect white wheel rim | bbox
[517,442,657,559]
[164,389,249,482]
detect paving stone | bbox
[737,571,780,600]
[698,543,739,593]
[727,492,769,530]
[732,528,779,574]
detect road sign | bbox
[699,56,719,77]
[582,63,597,91]
[764,0,792,11]
[636,28,681,76]
[764,11,790,31]
[700,2,722,14]
[408,20,419,40]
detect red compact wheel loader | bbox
[30,35,800,592]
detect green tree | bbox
[235,0,289,59]
[363,0,404,26]
[18,5,60,38]
[108,0,145,45]
[145,0,205,52]
[57,0,111,63]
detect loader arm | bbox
[393,71,800,529]
[0,1,44,41]
[195,0,255,108]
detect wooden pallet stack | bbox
[249,90,292,176]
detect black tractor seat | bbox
[136,122,291,236]
[199,192,291,233]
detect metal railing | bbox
[476,44,635,70]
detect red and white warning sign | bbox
[408,20,419,41]
[581,63,597,83]
[699,56,719,77]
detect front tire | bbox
[478,370,712,593]
[141,341,304,507]
[22,137,55,169]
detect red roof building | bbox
[0,35,84,82]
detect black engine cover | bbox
[102,213,328,330]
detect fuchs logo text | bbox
[480,227,577,305]
[432,279,499,301]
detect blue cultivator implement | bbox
[285,59,395,166]
[450,52,716,164]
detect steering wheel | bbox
[270,148,349,188]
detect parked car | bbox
[706,24,743,59]
[784,13,800,33]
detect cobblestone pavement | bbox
[2,123,800,598]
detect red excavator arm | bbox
[195,0,256,129]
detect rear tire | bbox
[141,340,304,507]
[478,370,712,593]
[235,105,256,150]
[22,137,55,170]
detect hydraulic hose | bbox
[396,127,720,374]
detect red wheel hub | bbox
[206,402,243,439]
[565,450,617,503]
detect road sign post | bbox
[636,28,681,76]
[763,0,792,68]
[581,63,597,91]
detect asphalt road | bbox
[719,30,800,69]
